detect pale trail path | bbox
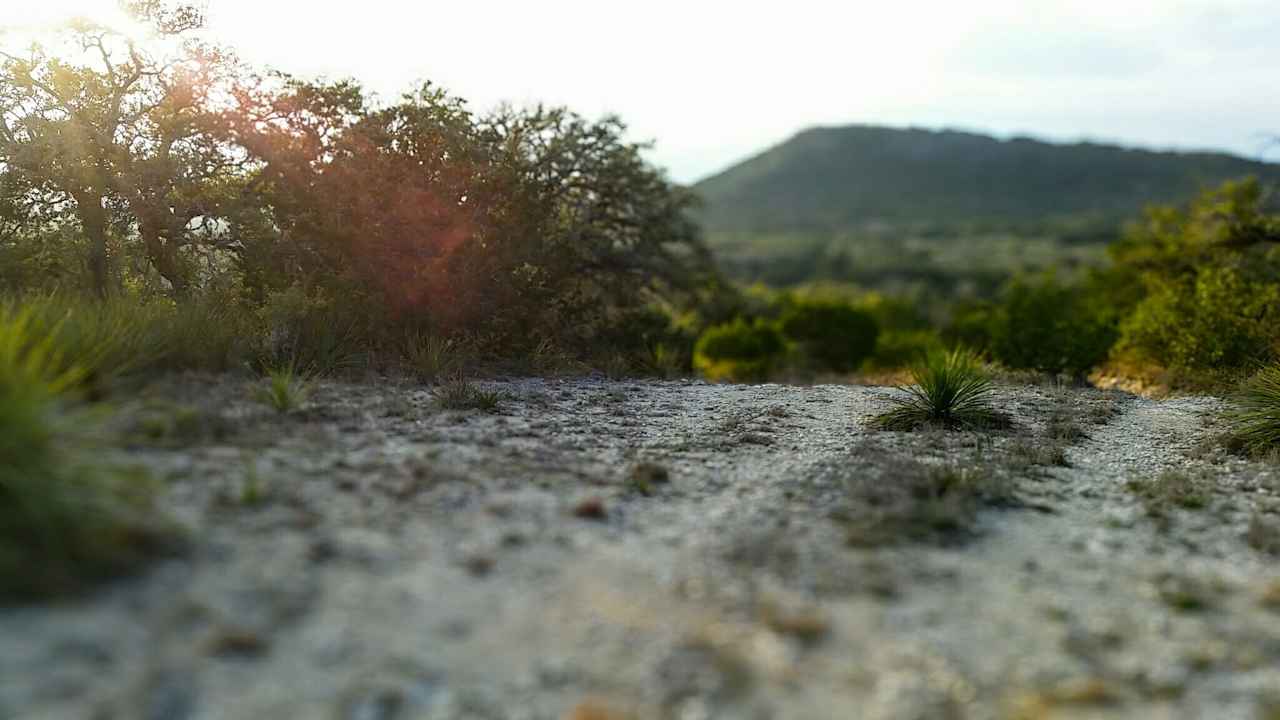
[0,378,1277,719]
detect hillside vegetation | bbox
[694,125,1280,291]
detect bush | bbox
[1117,266,1279,371]
[1228,365,1280,457]
[870,348,1010,431]
[1107,178,1280,374]
[0,308,172,599]
[989,273,1117,379]
[778,300,878,373]
[694,318,787,382]
[867,328,946,371]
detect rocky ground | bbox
[2,374,1280,720]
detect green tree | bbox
[989,272,1117,379]
[778,299,878,372]
[0,3,241,297]
[1110,179,1280,371]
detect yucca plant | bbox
[403,330,456,383]
[871,348,1010,431]
[434,374,504,412]
[254,363,312,413]
[0,308,171,600]
[1228,364,1280,457]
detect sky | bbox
[3,0,1279,183]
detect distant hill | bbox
[693,125,1280,293]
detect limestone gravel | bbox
[1,376,1278,719]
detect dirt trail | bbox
[1,378,1278,719]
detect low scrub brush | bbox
[871,348,1010,431]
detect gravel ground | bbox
[2,375,1279,719]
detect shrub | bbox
[255,285,366,376]
[1227,364,1280,456]
[778,300,878,373]
[693,318,787,382]
[0,308,171,599]
[1117,266,1279,372]
[1108,178,1280,375]
[871,348,1010,431]
[866,328,946,371]
[989,273,1117,379]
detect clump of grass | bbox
[1125,470,1211,523]
[1006,438,1070,470]
[839,453,1016,546]
[434,375,504,412]
[1227,365,1280,458]
[0,308,173,600]
[129,403,237,447]
[870,348,1010,431]
[402,330,456,383]
[253,364,312,413]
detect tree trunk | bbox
[74,191,110,299]
[140,220,189,299]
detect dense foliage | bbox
[778,299,879,373]
[1110,179,1280,372]
[693,318,787,382]
[0,6,719,371]
[987,273,1118,379]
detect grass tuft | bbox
[434,375,504,412]
[1125,470,1211,522]
[870,348,1010,431]
[402,330,457,383]
[1227,365,1280,457]
[838,450,1017,547]
[0,308,174,600]
[253,364,312,413]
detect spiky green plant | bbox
[434,375,504,412]
[871,348,1010,431]
[403,330,456,383]
[1228,365,1280,457]
[254,364,312,413]
[0,308,171,600]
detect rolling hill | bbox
[693,125,1280,293]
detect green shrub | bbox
[778,300,878,373]
[1117,266,1279,371]
[989,273,1117,378]
[1228,365,1280,456]
[255,285,366,375]
[867,329,946,371]
[0,308,171,599]
[1107,179,1280,375]
[693,318,787,382]
[871,348,1010,431]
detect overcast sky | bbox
[4,0,1279,182]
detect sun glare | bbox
[1,0,135,34]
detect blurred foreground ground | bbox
[2,376,1279,719]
